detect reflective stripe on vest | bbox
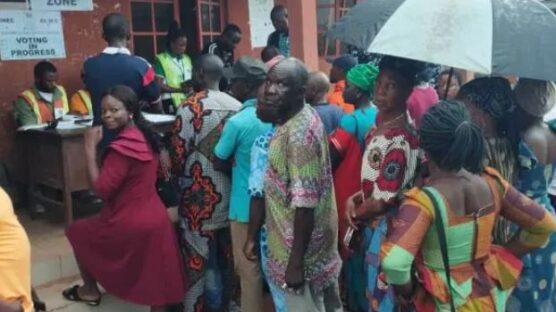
[156,52,191,108]
[20,86,69,124]
[77,89,92,114]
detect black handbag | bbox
[156,176,180,208]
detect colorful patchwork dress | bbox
[360,122,420,312]
[381,168,556,312]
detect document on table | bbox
[56,121,89,130]
[18,124,48,131]
[143,113,176,124]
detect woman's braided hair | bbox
[457,77,519,158]
[420,100,485,173]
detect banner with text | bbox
[0,11,66,60]
[31,0,93,11]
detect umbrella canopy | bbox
[328,0,556,81]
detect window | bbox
[196,0,225,50]
[317,0,358,59]
[130,0,180,63]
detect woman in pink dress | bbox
[64,85,186,311]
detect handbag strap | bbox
[422,187,456,312]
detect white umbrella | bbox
[328,0,556,81]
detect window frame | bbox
[317,0,359,59]
[129,0,181,61]
[196,0,226,51]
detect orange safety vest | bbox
[70,89,92,115]
[77,90,92,114]
[19,86,69,124]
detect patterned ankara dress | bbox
[381,168,556,312]
[171,90,242,312]
[508,120,556,312]
[360,122,420,312]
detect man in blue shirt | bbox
[83,13,160,148]
[213,56,270,312]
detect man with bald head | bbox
[172,54,242,312]
[245,58,342,311]
[306,71,344,134]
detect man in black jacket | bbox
[267,5,289,57]
[203,24,242,91]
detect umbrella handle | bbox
[443,68,455,100]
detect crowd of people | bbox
[3,5,556,312]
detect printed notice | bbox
[248,0,275,48]
[31,0,93,11]
[0,11,66,60]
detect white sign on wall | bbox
[31,0,93,11]
[248,0,275,48]
[0,11,66,60]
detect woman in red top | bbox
[64,86,186,311]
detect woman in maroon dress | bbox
[64,85,186,311]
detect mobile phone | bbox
[343,226,355,247]
[344,226,363,251]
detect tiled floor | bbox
[36,277,148,312]
[18,210,79,287]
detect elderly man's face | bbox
[257,62,300,123]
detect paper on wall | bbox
[248,0,275,48]
[0,10,66,60]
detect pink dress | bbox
[67,127,186,306]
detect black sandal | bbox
[62,285,101,306]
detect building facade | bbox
[0,0,362,170]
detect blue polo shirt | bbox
[214,99,271,223]
[84,47,160,126]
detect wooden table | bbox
[15,120,175,226]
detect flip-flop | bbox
[62,285,101,306]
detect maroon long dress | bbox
[67,127,186,306]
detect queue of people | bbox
[3,5,556,312]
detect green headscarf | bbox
[346,63,379,96]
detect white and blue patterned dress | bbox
[508,121,556,312]
[247,128,288,312]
